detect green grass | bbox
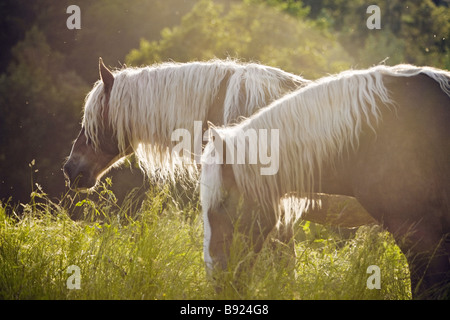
[0,181,411,300]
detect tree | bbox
[63,0,199,82]
[126,0,352,79]
[0,26,88,203]
[300,0,449,69]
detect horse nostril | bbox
[62,162,90,189]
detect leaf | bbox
[75,200,87,207]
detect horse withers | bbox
[201,64,450,299]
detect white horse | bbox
[200,64,450,299]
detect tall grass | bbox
[0,181,411,300]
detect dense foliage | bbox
[0,183,411,299]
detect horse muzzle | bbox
[62,160,97,191]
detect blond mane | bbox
[82,59,307,181]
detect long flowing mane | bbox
[82,59,307,180]
[201,64,450,223]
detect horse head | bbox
[63,58,132,190]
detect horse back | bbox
[353,73,450,232]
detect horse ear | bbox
[99,57,114,93]
[206,126,226,165]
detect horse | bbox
[200,64,450,299]
[63,58,374,229]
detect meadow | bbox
[0,180,411,300]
